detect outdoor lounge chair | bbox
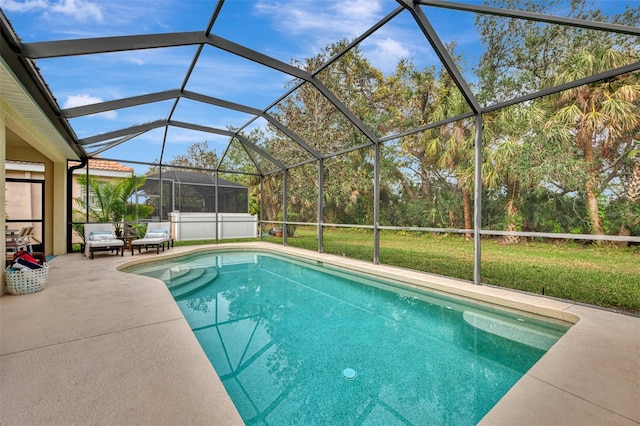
[6,226,33,253]
[83,223,124,259]
[131,222,173,255]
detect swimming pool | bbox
[126,250,570,425]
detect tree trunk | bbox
[503,180,520,244]
[401,177,417,200]
[585,178,603,235]
[503,198,520,244]
[627,160,640,203]
[580,129,604,237]
[462,187,472,240]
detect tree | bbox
[74,174,153,236]
[268,40,387,225]
[545,50,640,236]
[476,0,640,239]
[377,47,479,232]
[614,146,640,242]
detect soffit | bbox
[1,57,79,161]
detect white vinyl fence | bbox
[168,212,257,241]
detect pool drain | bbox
[342,368,357,380]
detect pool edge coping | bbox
[118,242,582,325]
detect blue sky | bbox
[1,0,637,172]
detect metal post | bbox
[282,169,288,246]
[215,171,219,244]
[158,166,163,221]
[318,158,324,253]
[473,114,483,285]
[259,175,264,241]
[373,143,380,265]
[85,165,90,223]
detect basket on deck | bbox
[4,263,49,295]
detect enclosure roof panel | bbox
[1,1,638,176]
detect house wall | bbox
[3,99,69,257]
[2,101,71,295]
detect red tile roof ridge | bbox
[69,158,134,173]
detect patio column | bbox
[0,109,6,295]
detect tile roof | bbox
[69,158,134,173]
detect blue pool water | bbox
[126,251,570,425]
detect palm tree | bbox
[545,48,640,236]
[430,97,475,238]
[75,174,153,236]
[482,102,551,243]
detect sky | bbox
[1,0,637,173]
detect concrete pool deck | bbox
[1,242,638,425]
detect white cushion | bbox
[146,231,167,238]
[88,240,124,248]
[90,231,116,241]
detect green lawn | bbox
[71,224,637,313]
[274,227,640,314]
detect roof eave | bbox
[1,10,85,161]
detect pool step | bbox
[166,266,206,290]
[462,311,558,351]
[143,264,192,283]
[171,267,219,299]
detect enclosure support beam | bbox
[373,143,381,265]
[318,159,324,253]
[215,171,219,244]
[282,169,288,247]
[473,114,483,285]
[401,0,481,114]
[159,167,163,223]
[259,176,264,241]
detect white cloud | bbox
[368,37,410,72]
[377,37,409,57]
[254,0,385,44]
[1,0,103,22]
[64,94,117,119]
[50,0,103,22]
[0,0,47,12]
[124,55,145,66]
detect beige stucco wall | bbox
[3,99,69,258]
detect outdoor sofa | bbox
[131,222,173,255]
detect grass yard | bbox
[276,227,640,314]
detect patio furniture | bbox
[6,226,33,253]
[131,222,173,255]
[83,223,124,259]
[21,226,38,252]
